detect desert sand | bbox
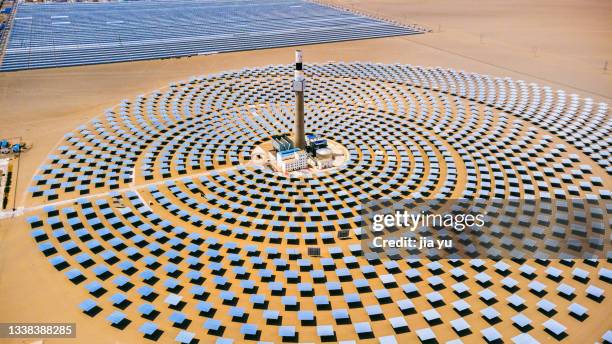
[0,0,610,343]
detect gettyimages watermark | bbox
[360,198,610,260]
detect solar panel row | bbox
[1,0,421,71]
[24,62,611,342]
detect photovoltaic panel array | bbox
[0,0,422,71]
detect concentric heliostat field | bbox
[26,63,611,343]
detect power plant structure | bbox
[293,50,306,150]
[305,133,333,169]
[265,51,336,174]
[271,134,308,173]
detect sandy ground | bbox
[0,0,610,343]
[0,0,611,209]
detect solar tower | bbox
[293,50,306,149]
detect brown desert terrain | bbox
[0,0,610,343]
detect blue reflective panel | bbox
[138,303,155,315]
[241,324,258,335]
[175,331,195,344]
[169,311,186,324]
[79,299,97,311]
[279,326,295,337]
[139,322,157,335]
[203,319,221,331]
[107,311,125,324]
